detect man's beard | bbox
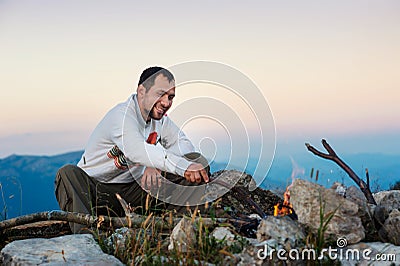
[146,106,165,121]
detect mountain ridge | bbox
[1,150,399,219]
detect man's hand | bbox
[184,163,209,183]
[141,167,162,190]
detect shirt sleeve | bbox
[160,116,196,156]
[111,107,193,177]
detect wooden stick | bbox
[365,168,370,190]
[0,210,241,232]
[305,139,377,205]
[212,178,268,219]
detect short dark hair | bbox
[138,66,175,91]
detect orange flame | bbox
[274,158,302,217]
[274,187,293,216]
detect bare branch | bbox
[321,139,337,156]
[305,143,331,160]
[305,139,377,205]
[0,210,243,232]
[366,168,370,190]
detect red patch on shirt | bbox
[146,132,158,145]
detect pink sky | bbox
[0,1,399,158]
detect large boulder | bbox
[373,190,400,245]
[346,185,379,241]
[0,234,123,265]
[290,179,365,244]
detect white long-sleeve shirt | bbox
[77,94,195,183]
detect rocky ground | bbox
[1,170,400,265]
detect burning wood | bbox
[274,159,300,218]
[274,187,294,217]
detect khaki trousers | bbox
[55,152,210,233]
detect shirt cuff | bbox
[164,153,192,177]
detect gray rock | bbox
[332,182,347,197]
[211,227,236,246]
[374,190,400,213]
[379,209,400,245]
[340,242,400,266]
[256,216,305,249]
[346,186,368,209]
[205,170,255,202]
[374,205,390,226]
[168,218,196,252]
[290,179,365,244]
[208,170,282,218]
[346,186,380,241]
[233,246,258,266]
[0,234,123,265]
[104,227,134,254]
[133,255,216,266]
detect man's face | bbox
[138,74,175,122]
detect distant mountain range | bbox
[0,151,82,220]
[1,151,399,219]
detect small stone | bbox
[168,218,196,252]
[104,227,135,254]
[256,216,305,249]
[211,227,236,246]
[332,182,346,197]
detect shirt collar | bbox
[132,94,147,127]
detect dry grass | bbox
[94,202,249,265]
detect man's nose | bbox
[160,95,171,107]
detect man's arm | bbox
[111,109,192,177]
[160,117,209,182]
[160,116,195,156]
[142,162,209,191]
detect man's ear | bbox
[137,84,146,97]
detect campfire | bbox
[273,159,302,219]
[273,187,294,217]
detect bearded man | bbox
[55,66,209,233]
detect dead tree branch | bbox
[0,210,247,232]
[305,139,377,205]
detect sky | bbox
[1,0,400,161]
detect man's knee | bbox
[56,164,80,180]
[55,165,74,211]
[55,165,89,210]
